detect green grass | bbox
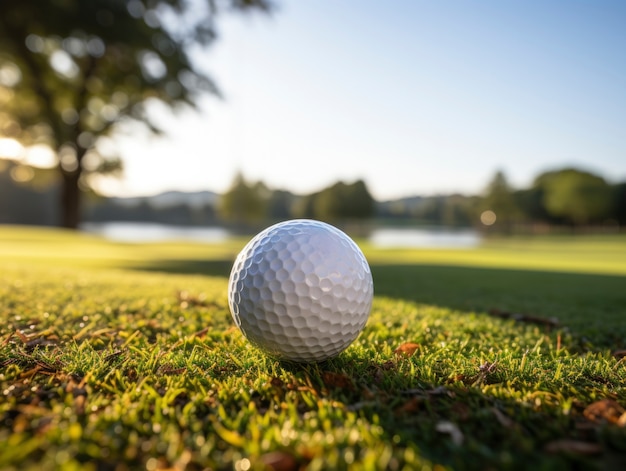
[0,225,625,470]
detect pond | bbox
[368,226,480,248]
[81,222,230,243]
[81,222,481,249]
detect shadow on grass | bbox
[131,258,626,347]
[372,264,626,348]
[269,353,626,470]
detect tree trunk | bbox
[60,169,81,229]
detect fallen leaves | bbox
[394,342,420,358]
[258,451,299,471]
[191,327,210,339]
[583,399,626,427]
[321,371,354,391]
[613,349,626,359]
[10,328,59,351]
[395,386,454,416]
[394,397,422,415]
[544,399,626,457]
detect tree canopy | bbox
[0,0,270,228]
[535,168,613,225]
[480,170,521,229]
[218,172,267,224]
[295,180,375,222]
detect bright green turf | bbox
[0,226,625,470]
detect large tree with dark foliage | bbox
[535,168,612,226]
[296,180,375,222]
[0,0,270,228]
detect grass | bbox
[0,225,625,470]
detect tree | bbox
[266,189,295,220]
[218,172,267,224]
[345,179,375,219]
[535,168,612,225]
[513,187,554,224]
[292,191,318,220]
[441,194,473,227]
[312,180,375,222]
[0,0,270,228]
[479,170,520,230]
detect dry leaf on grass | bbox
[191,327,209,338]
[321,371,354,391]
[269,377,284,388]
[259,451,299,471]
[395,397,422,415]
[583,399,625,426]
[394,342,420,357]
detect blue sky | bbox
[105,0,626,200]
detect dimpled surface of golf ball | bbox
[228,219,373,362]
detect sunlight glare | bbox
[24,145,56,168]
[0,138,23,159]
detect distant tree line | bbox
[1,159,625,232]
[378,168,626,232]
[218,173,375,227]
[480,168,626,231]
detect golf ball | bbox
[228,219,373,362]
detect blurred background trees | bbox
[1,2,622,235]
[478,170,521,232]
[294,180,374,222]
[218,172,268,226]
[0,0,270,228]
[2,160,625,232]
[218,175,375,229]
[535,168,613,226]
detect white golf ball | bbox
[228,219,373,362]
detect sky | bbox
[19,0,626,200]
